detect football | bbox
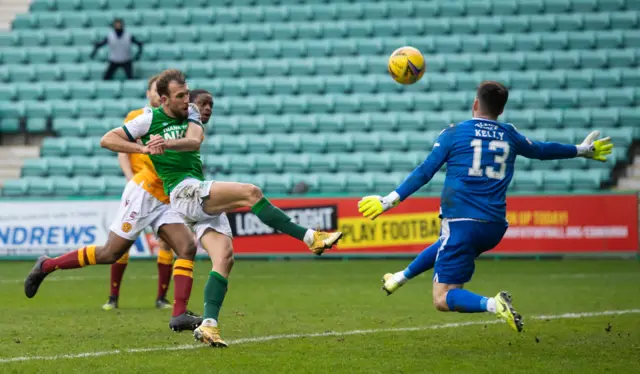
[387,46,426,85]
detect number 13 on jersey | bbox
[468,139,510,180]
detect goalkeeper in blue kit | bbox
[358,81,613,332]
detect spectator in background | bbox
[90,18,143,80]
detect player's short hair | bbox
[476,81,509,118]
[155,69,186,97]
[147,74,160,91]
[189,89,212,103]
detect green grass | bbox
[1,259,639,373]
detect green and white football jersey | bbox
[123,104,204,194]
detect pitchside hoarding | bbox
[0,194,637,258]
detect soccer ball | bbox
[387,46,426,85]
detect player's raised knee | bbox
[242,183,263,206]
[433,294,450,312]
[174,238,197,260]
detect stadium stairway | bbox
[0,144,39,187]
[0,0,29,31]
[617,149,640,190]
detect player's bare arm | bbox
[117,153,135,180]
[101,128,164,154]
[164,123,204,152]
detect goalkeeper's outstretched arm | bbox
[513,128,612,162]
[358,127,453,220]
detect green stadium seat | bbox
[317,173,347,193]
[308,154,336,173]
[105,176,125,196]
[22,158,48,177]
[66,137,93,156]
[3,50,28,64]
[26,117,48,133]
[53,177,79,197]
[203,154,229,174]
[324,133,353,153]
[543,171,572,192]
[65,13,89,28]
[96,156,122,176]
[41,138,67,157]
[2,179,29,197]
[229,155,256,174]
[0,86,16,101]
[558,157,587,170]
[534,110,562,128]
[20,31,45,47]
[17,84,43,101]
[47,157,73,176]
[514,156,531,171]
[0,118,20,133]
[572,170,602,192]
[77,177,106,196]
[316,114,343,133]
[214,135,244,154]
[12,14,33,30]
[24,177,53,196]
[606,88,634,107]
[344,172,373,193]
[611,11,638,30]
[53,118,84,136]
[392,152,423,172]
[282,154,310,173]
[255,153,283,173]
[549,90,577,108]
[37,13,62,28]
[513,171,542,193]
[373,173,402,192]
[606,127,634,147]
[263,174,292,194]
[546,128,576,144]
[407,132,434,151]
[73,157,99,176]
[273,134,301,153]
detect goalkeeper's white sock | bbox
[486,298,497,313]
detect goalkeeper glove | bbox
[576,131,613,162]
[358,192,400,220]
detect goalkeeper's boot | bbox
[494,291,524,333]
[381,273,404,296]
[169,311,203,332]
[155,297,172,310]
[194,320,228,348]
[102,296,119,311]
[24,256,51,298]
[308,231,342,255]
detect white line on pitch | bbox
[1,309,638,364]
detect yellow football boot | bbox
[494,291,524,332]
[194,324,228,348]
[308,231,342,255]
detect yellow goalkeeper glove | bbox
[358,193,400,220]
[577,131,614,162]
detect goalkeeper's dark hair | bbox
[476,81,509,118]
[155,69,186,98]
[189,89,212,103]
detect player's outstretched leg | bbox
[155,240,174,309]
[198,181,342,255]
[193,229,232,348]
[25,233,133,299]
[382,239,440,295]
[102,252,130,310]
[157,224,202,332]
[433,283,524,333]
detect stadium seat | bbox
[543,171,572,192]
[105,176,125,196]
[27,177,54,196]
[2,179,29,197]
[41,138,67,157]
[263,174,292,194]
[21,158,48,177]
[78,177,106,196]
[66,137,93,156]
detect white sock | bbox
[202,318,218,327]
[486,297,496,313]
[303,229,315,246]
[392,271,409,285]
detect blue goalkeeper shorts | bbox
[433,218,508,285]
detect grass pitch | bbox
[0,259,639,373]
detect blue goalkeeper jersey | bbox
[395,118,578,223]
